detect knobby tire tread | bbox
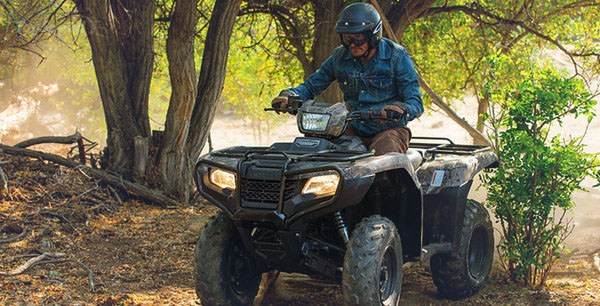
[193,212,259,306]
[342,215,402,306]
[430,200,494,299]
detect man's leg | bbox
[368,127,412,155]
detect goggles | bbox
[341,34,368,47]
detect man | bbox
[271,2,423,155]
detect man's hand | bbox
[271,96,288,114]
[271,90,295,114]
[381,103,405,122]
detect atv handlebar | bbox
[264,95,303,115]
[265,98,396,138]
[339,110,395,136]
[346,110,394,122]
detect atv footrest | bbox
[421,242,452,262]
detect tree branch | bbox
[424,2,600,76]
[372,0,493,146]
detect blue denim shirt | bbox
[287,38,423,136]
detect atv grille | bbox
[240,179,298,204]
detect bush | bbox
[482,67,599,289]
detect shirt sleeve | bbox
[287,55,337,101]
[394,50,424,121]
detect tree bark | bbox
[312,0,344,103]
[159,0,199,201]
[186,0,243,160]
[73,0,154,178]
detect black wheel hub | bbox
[379,246,398,302]
[228,240,258,296]
[468,226,489,279]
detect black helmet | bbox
[335,3,383,50]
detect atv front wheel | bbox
[342,215,403,305]
[194,211,261,306]
[430,199,494,299]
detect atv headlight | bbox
[301,113,331,132]
[302,173,340,196]
[209,168,236,190]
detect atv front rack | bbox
[409,136,492,158]
[210,146,374,163]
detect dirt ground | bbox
[0,154,598,306]
[2,105,600,305]
[1,92,600,304]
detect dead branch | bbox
[0,252,66,276]
[0,252,94,291]
[0,143,180,206]
[15,131,86,164]
[15,131,82,149]
[0,166,7,190]
[107,185,123,205]
[0,228,28,244]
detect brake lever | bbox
[264,107,296,114]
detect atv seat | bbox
[406,149,423,170]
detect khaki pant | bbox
[345,126,412,155]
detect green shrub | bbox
[482,67,599,289]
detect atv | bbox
[192,98,498,305]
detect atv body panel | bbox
[193,100,498,302]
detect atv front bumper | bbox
[194,151,375,229]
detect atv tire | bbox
[430,199,494,299]
[342,215,403,306]
[194,211,261,306]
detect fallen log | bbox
[0,143,179,207]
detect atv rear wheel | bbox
[342,215,403,306]
[194,211,261,306]
[430,200,494,299]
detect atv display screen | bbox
[301,113,331,132]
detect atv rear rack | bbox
[409,136,492,158]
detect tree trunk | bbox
[159,0,199,202]
[74,0,154,178]
[186,0,243,174]
[312,0,344,103]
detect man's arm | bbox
[286,55,337,100]
[394,50,423,121]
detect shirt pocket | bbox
[337,74,358,99]
[368,77,393,100]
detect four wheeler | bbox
[192,98,498,305]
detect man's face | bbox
[342,33,368,57]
